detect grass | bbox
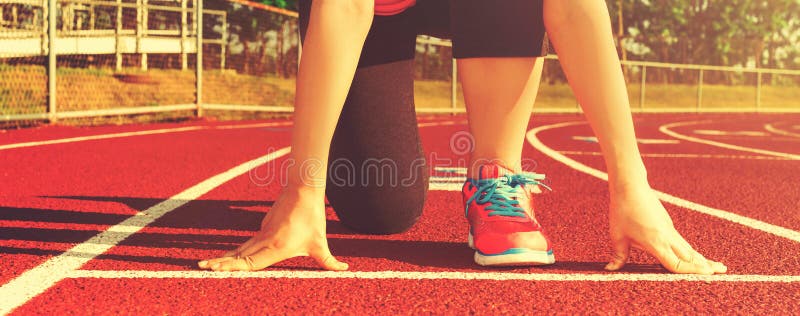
[0,65,48,115]
[203,70,294,107]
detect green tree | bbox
[207,0,299,76]
[607,0,799,84]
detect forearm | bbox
[543,0,647,190]
[288,0,373,192]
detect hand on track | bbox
[198,192,348,272]
[605,184,727,274]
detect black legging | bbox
[298,0,546,234]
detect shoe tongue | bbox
[479,164,512,180]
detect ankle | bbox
[467,158,521,178]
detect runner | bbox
[199,0,726,274]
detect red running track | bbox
[1,114,799,314]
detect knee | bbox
[338,203,423,235]
[326,179,428,235]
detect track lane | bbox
[6,115,800,314]
[15,271,800,314]
[0,120,291,149]
[537,119,800,231]
[662,118,800,157]
[72,118,800,277]
[0,123,291,287]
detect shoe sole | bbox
[468,232,555,266]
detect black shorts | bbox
[446,0,547,59]
[299,0,547,67]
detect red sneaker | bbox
[463,164,554,266]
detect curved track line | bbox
[68,270,800,283]
[526,121,800,243]
[659,120,800,160]
[0,122,293,151]
[765,122,800,138]
[0,147,291,315]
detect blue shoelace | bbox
[465,172,551,218]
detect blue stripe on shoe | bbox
[477,248,554,256]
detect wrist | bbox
[284,182,326,200]
[285,161,327,194]
[273,184,327,218]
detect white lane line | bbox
[67,270,800,283]
[660,121,800,160]
[430,176,465,183]
[765,123,800,138]
[558,151,792,160]
[527,121,800,243]
[572,136,599,143]
[693,130,769,136]
[429,182,465,191]
[0,147,291,315]
[0,122,293,151]
[636,138,681,144]
[0,126,202,151]
[214,122,292,130]
[417,120,468,127]
[573,136,679,144]
[429,177,543,193]
[434,167,467,175]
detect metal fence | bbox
[1,1,799,125]
[417,36,800,114]
[0,0,300,124]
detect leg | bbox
[450,0,553,266]
[459,58,543,177]
[300,0,429,234]
[327,61,428,234]
[199,0,373,272]
[448,0,548,177]
[542,0,726,274]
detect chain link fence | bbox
[0,0,48,125]
[0,0,299,126]
[2,0,800,128]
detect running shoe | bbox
[463,163,554,266]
